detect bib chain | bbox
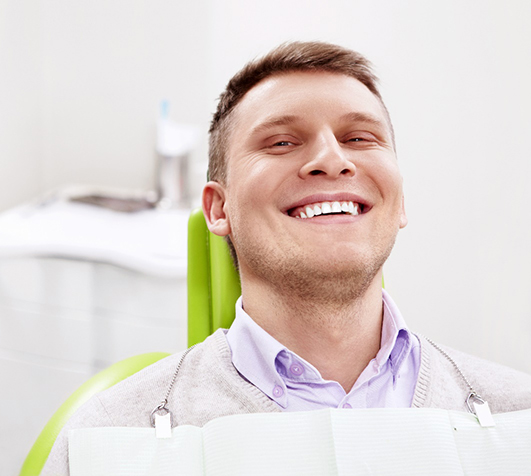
[424,336,488,416]
[150,344,197,428]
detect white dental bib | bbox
[69,407,531,475]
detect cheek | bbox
[232,165,282,205]
[369,162,403,198]
[225,183,266,230]
[228,153,271,183]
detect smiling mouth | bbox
[288,200,366,219]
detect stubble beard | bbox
[234,229,398,324]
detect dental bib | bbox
[69,407,531,475]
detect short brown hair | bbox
[207,41,392,268]
[208,41,391,184]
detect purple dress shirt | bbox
[225,290,421,411]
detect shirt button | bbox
[273,385,284,398]
[289,363,304,376]
[342,403,352,409]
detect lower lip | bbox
[292,214,363,224]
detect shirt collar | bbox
[226,290,413,407]
[226,297,289,407]
[377,289,412,374]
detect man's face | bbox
[204,71,407,295]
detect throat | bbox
[244,282,385,392]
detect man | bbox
[42,41,531,475]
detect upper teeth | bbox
[296,201,359,219]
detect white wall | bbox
[0,0,44,210]
[0,0,212,211]
[377,1,531,373]
[1,0,530,369]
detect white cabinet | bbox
[0,200,189,474]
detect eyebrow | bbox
[250,115,301,136]
[251,112,386,133]
[339,112,387,128]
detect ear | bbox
[202,181,231,237]
[399,194,408,229]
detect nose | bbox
[298,133,355,179]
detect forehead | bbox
[229,71,389,138]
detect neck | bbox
[240,272,384,393]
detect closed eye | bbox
[343,132,380,146]
[273,140,293,146]
[347,135,375,143]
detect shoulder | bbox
[42,330,278,475]
[41,337,211,476]
[93,329,278,426]
[442,343,531,412]
[41,348,191,475]
[51,331,229,434]
[417,334,531,413]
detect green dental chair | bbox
[187,208,241,345]
[19,208,240,476]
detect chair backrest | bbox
[187,208,241,346]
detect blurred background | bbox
[1,0,530,473]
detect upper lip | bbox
[282,192,371,215]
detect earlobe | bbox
[399,195,408,229]
[202,181,231,237]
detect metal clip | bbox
[466,392,484,414]
[150,400,171,428]
[466,393,495,428]
[151,401,173,438]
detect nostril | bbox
[340,168,351,175]
[310,170,324,175]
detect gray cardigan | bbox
[42,330,531,475]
